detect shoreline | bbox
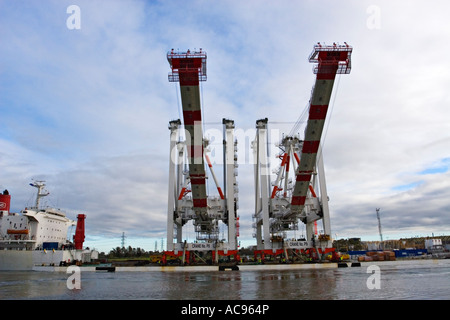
[31,257,450,272]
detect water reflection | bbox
[164,272,243,300]
[252,269,339,300]
[1,261,450,300]
[161,269,341,300]
[0,271,68,299]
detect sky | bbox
[1,0,450,253]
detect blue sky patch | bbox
[419,158,450,175]
[392,181,424,192]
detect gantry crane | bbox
[164,49,239,265]
[252,43,352,261]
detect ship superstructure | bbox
[0,181,75,251]
[0,181,95,270]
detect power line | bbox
[121,232,126,248]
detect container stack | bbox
[358,251,396,262]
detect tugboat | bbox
[0,181,97,270]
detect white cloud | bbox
[1,0,449,252]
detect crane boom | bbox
[167,49,209,228]
[376,208,383,243]
[290,43,352,219]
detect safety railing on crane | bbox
[309,42,352,75]
[167,49,207,82]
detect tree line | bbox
[104,246,160,258]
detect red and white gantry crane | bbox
[164,49,239,265]
[253,43,352,261]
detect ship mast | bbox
[29,180,49,210]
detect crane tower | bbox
[376,208,383,249]
[164,49,239,264]
[252,43,352,261]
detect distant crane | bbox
[376,208,383,248]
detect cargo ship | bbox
[0,181,97,270]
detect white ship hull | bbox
[0,249,98,271]
[0,250,33,270]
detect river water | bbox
[1,260,449,301]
